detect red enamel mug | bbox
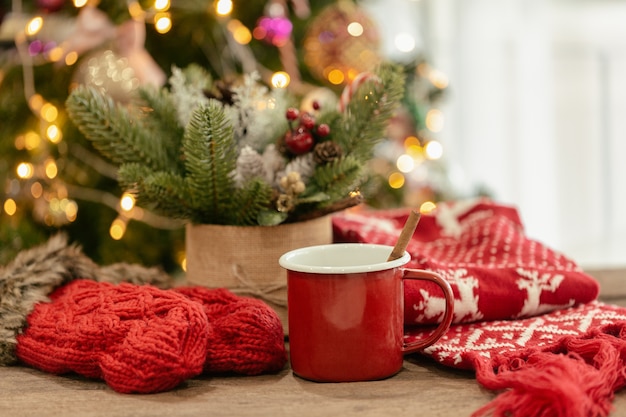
[279,243,454,382]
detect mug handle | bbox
[401,269,454,354]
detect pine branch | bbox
[183,100,238,224]
[66,85,171,173]
[136,87,185,174]
[229,179,273,225]
[118,164,194,220]
[309,155,363,201]
[141,172,196,220]
[117,163,152,191]
[333,63,405,160]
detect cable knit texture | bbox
[16,280,209,393]
[15,280,287,393]
[174,287,286,375]
[0,234,171,366]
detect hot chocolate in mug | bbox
[279,243,454,382]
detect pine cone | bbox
[205,79,235,105]
[313,141,343,164]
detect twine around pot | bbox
[185,215,333,332]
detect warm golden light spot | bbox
[45,159,58,179]
[110,218,127,240]
[26,17,43,36]
[28,94,44,112]
[46,125,62,143]
[424,140,443,160]
[154,0,170,11]
[65,51,78,66]
[64,200,78,222]
[230,23,252,44]
[347,22,364,37]
[346,68,359,82]
[429,69,449,89]
[181,256,187,272]
[327,69,345,85]
[404,136,420,148]
[16,162,34,179]
[425,109,444,133]
[154,14,172,34]
[404,136,423,157]
[388,172,405,189]
[215,0,233,16]
[4,199,17,216]
[420,201,437,214]
[120,193,136,211]
[396,154,415,173]
[49,198,60,212]
[24,131,41,150]
[128,2,144,18]
[47,46,64,62]
[41,103,58,122]
[73,0,88,7]
[31,182,43,198]
[271,71,290,89]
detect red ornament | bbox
[37,0,65,12]
[285,128,314,154]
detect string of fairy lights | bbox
[2,0,449,244]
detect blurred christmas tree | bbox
[0,0,462,269]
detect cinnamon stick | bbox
[387,210,421,261]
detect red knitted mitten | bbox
[174,287,287,375]
[16,280,209,394]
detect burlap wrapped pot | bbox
[185,215,333,333]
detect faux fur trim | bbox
[0,234,172,365]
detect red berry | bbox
[286,108,299,121]
[285,127,314,154]
[312,100,321,111]
[316,123,330,137]
[300,112,316,130]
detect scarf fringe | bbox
[471,322,626,417]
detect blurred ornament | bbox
[73,49,140,102]
[65,6,165,92]
[300,87,338,113]
[60,6,116,58]
[303,0,381,86]
[254,16,292,47]
[115,17,166,87]
[338,71,380,112]
[37,0,65,13]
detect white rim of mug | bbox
[278,243,410,274]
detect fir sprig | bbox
[308,155,362,201]
[66,63,406,226]
[332,62,405,161]
[135,87,185,174]
[183,101,237,223]
[66,85,172,173]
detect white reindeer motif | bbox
[515,268,574,318]
[413,269,483,324]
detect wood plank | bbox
[586,267,626,302]
[2,350,626,417]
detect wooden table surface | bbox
[1,268,625,417]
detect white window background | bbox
[364,0,626,268]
